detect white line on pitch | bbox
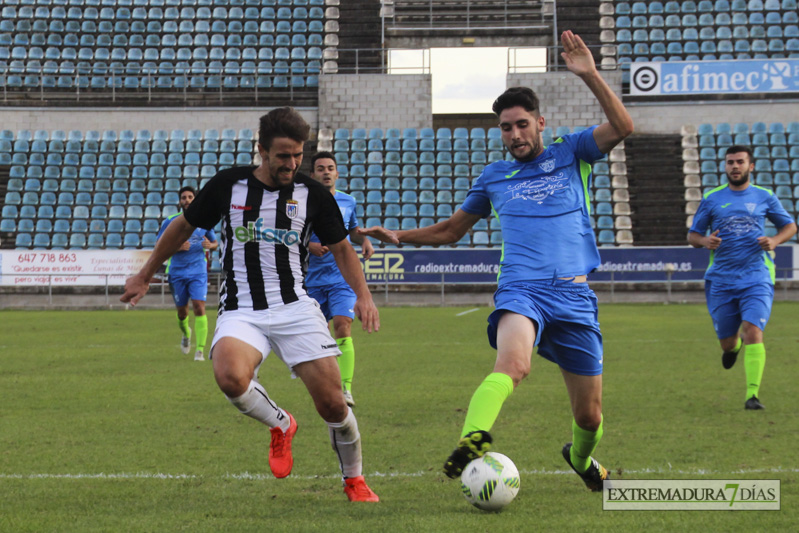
[456,308,480,316]
[2,466,797,481]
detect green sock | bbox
[195,315,208,353]
[178,317,190,337]
[336,337,355,391]
[745,343,766,399]
[733,337,743,353]
[460,373,514,438]
[570,416,604,474]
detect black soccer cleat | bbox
[443,430,492,479]
[722,348,740,369]
[745,396,765,410]
[562,443,609,492]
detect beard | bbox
[727,169,750,187]
[511,139,541,163]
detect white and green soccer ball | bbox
[460,452,521,511]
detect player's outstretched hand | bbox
[560,30,596,77]
[757,235,777,251]
[354,297,380,333]
[120,273,150,306]
[356,226,399,245]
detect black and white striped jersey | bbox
[183,166,348,312]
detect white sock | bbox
[227,380,289,431]
[327,407,363,479]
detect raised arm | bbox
[121,214,197,305]
[560,30,634,153]
[358,209,482,246]
[328,239,380,333]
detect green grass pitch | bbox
[1,303,797,532]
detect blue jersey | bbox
[305,190,359,288]
[157,213,217,279]
[460,127,605,286]
[689,183,793,285]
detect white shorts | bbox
[210,297,341,377]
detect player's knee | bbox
[214,367,251,398]
[316,397,348,423]
[574,410,602,432]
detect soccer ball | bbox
[460,452,520,511]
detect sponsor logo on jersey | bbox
[286,199,299,219]
[721,203,732,208]
[719,215,758,236]
[505,169,521,179]
[231,204,252,211]
[233,219,301,246]
[539,159,556,173]
[505,173,570,204]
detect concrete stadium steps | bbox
[556,0,602,64]
[624,133,688,246]
[337,0,384,72]
[0,164,14,249]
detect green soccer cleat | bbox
[443,430,492,479]
[562,443,609,492]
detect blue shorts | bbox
[169,275,208,307]
[307,282,356,322]
[705,280,773,339]
[487,280,603,376]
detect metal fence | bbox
[2,268,798,309]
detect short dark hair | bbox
[492,87,540,117]
[258,107,311,151]
[179,186,195,197]
[725,145,753,162]
[311,151,336,168]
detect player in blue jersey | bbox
[360,30,634,491]
[306,152,375,407]
[156,186,219,361]
[688,146,796,410]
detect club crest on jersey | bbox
[539,159,556,173]
[745,203,756,214]
[286,199,299,219]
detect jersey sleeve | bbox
[155,217,171,240]
[183,173,232,230]
[460,170,492,217]
[205,228,217,242]
[561,126,604,162]
[311,188,348,245]
[689,198,712,234]
[765,193,795,229]
[347,199,359,231]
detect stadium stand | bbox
[602,0,799,83]
[683,121,799,240]
[0,0,336,105]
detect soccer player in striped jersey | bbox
[306,151,375,407]
[122,108,381,502]
[688,145,796,410]
[156,186,218,361]
[360,30,634,492]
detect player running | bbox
[359,30,633,492]
[122,108,381,502]
[688,145,796,410]
[306,151,375,407]
[156,186,218,361]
